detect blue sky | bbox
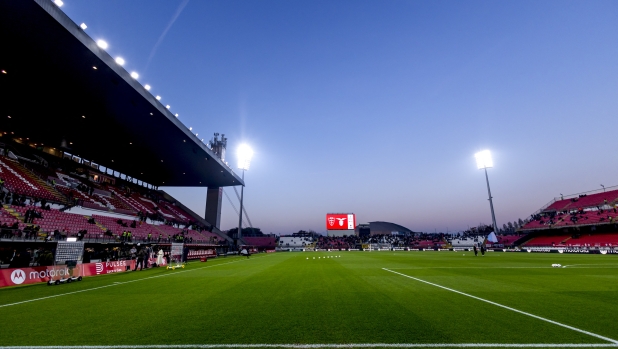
[60,0,618,234]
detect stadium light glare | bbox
[96,40,108,49]
[189,127,192,131]
[475,150,493,169]
[115,57,125,66]
[53,0,63,7]
[155,96,161,100]
[130,72,138,79]
[175,114,178,117]
[144,84,151,91]
[80,23,87,30]
[237,144,253,171]
[166,105,170,109]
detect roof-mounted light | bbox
[96,40,108,49]
[115,57,125,66]
[130,72,139,79]
[144,84,151,91]
[80,23,87,30]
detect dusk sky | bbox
[60,0,618,235]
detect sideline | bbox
[0,255,269,309]
[382,268,618,345]
[386,266,618,269]
[0,343,617,348]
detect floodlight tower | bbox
[475,150,498,234]
[237,144,254,247]
[205,133,228,229]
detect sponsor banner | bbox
[1,266,71,287]
[265,250,276,253]
[326,213,356,230]
[0,260,136,288]
[82,260,136,276]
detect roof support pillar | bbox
[205,186,222,229]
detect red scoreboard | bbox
[326,213,356,230]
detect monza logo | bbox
[95,263,104,274]
[336,218,346,226]
[328,217,335,226]
[10,269,26,285]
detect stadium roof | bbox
[0,0,243,188]
[356,221,418,235]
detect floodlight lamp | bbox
[54,0,63,7]
[144,84,151,91]
[237,144,254,171]
[130,72,139,79]
[165,105,170,109]
[80,23,87,30]
[155,96,161,100]
[475,150,493,169]
[115,57,125,66]
[96,40,108,49]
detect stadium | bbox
[1,1,617,349]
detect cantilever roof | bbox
[0,0,243,188]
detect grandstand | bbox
[243,236,277,251]
[519,186,618,248]
[0,0,251,256]
[278,236,315,250]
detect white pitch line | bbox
[388,266,618,270]
[0,257,259,309]
[0,343,617,348]
[382,268,618,345]
[562,264,618,268]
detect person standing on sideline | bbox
[481,243,486,256]
[182,245,189,264]
[134,246,145,271]
[156,247,164,267]
[473,243,478,257]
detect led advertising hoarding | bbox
[326,213,356,230]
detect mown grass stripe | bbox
[382,268,618,345]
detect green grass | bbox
[1,251,618,348]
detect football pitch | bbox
[1,251,617,348]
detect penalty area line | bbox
[382,268,618,345]
[0,257,259,309]
[0,343,618,348]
